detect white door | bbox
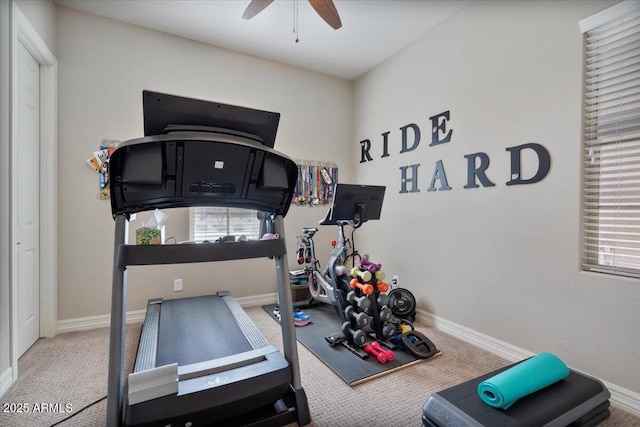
[16,40,40,356]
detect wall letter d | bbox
[506,143,551,186]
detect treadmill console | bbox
[109,134,297,217]
[109,92,297,217]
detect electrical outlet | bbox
[174,278,183,292]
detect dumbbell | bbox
[342,322,367,347]
[325,332,347,347]
[363,341,395,364]
[377,293,389,307]
[375,270,386,281]
[382,323,397,339]
[351,267,372,283]
[370,341,395,362]
[344,306,371,328]
[363,343,387,363]
[347,291,371,312]
[350,278,374,296]
[376,281,389,293]
[379,306,393,322]
[360,258,381,273]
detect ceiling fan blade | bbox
[242,0,275,20]
[308,0,342,29]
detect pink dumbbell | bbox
[363,341,395,364]
[370,341,395,362]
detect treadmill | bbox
[106,91,311,426]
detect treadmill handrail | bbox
[116,239,286,269]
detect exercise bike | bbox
[298,184,386,326]
[299,214,361,323]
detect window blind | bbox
[189,207,261,242]
[580,0,640,278]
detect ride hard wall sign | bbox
[358,110,551,194]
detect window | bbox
[189,207,261,242]
[580,0,640,278]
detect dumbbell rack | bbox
[338,257,398,359]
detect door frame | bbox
[9,2,57,381]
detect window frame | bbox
[189,206,262,242]
[579,0,640,279]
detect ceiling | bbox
[55,0,469,80]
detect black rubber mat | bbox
[263,302,438,385]
[158,295,254,366]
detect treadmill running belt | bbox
[157,295,254,366]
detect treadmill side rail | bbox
[128,363,178,405]
[219,291,270,349]
[133,299,161,372]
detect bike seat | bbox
[303,227,318,235]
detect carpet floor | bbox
[1,305,638,426]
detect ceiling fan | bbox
[242,0,343,30]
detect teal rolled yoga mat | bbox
[477,352,570,409]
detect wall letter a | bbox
[427,160,452,192]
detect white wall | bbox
[56,6,352,320]
[15,0,57,56]
[353,0,639,395]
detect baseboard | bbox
[0,367,12,397]
[56,293,279,334]
[416,308,640,417]
[237,292,278,307]
[416,309,535,362]
[606,382,640,417]
[56,309,147,334]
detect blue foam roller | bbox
[477,352,570,409]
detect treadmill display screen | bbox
[142,90,280,148]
